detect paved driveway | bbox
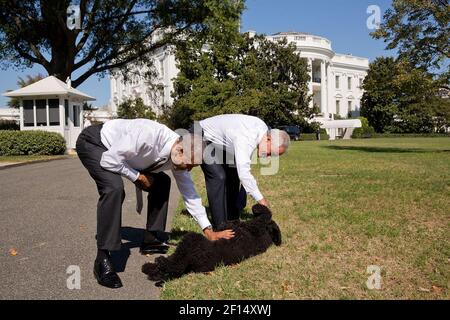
[0,158,180,300]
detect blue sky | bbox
[0,0,394,108]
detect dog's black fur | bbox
[142,204,281,285]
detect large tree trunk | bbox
[41,0,77,84]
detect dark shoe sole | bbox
[93,270,123,289]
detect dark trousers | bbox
[200,144,250,228]
[76,125,171,251]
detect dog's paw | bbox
[155,280,165,287]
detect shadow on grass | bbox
[323,145,450,154]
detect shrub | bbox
[300,130,329,141]
[371,133,450,138]
[352,117,376,139]
[0,130,66,156]
[0,119,19,131]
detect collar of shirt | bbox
[256,128,268,147]
[157,135,179,167]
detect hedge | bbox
[300,130,330,141]
[0,130,67,156]
[0,119,19,131]
[371,133,450,139]
[353,132,450,139]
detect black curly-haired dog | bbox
[142,204,281,285]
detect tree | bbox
[167,2,311,129]
[361,57,449,133]
[372,0,450,84]
[117,98,156,120]
[7,73,45,108]
[0,0,226,88]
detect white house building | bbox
[3,76,95,149]
[109,45,178,116]
[266,32,369,119]
[109,31,369,126]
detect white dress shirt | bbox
[199,114,268,202]
[99,119,211,230]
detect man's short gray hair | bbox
[269,129,290,152]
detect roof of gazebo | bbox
[2,76,95,101]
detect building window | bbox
[64,100,69,126]
[335,76,340,89]
[73,105,80,127]
[295,36,306,41]
[348,77,352,90]
[348,101,352,114]
[23,100,34,127]
[359,78,363,88]
[36,99,47,126]
[336,100,341,115]
[49,99,60,126]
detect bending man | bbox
[193,114,290,227]
[76,119,234,289]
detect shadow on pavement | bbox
[110,227,144,272]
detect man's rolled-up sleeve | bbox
[100,134,140,182]
[172,169,211,230]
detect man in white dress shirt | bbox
[76,119,234,289]
[194,114,290,227]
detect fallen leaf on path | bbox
[8,248,18,256]
[418,287,430,292]
[432,286,443,293]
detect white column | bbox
[320,60,327,116]
[19,99,24,130]
[308,58,313,108]
[327,62,333,116]
[110,76,116,113]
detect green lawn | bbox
[0,154,69,164]
[163,137,450,300]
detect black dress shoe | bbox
[140,239,170,255]
[94,258,123,289]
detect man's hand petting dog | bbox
[258,198,270,208]
[135,173,154,191]
[203,228,235,241]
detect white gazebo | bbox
[3,76,95,149]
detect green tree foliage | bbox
[0,0,224,87]
[361,57,450,133]
[372,0,449,84]
[166,1,311,128]
[7,74,45,108]
[117,98,156,120]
